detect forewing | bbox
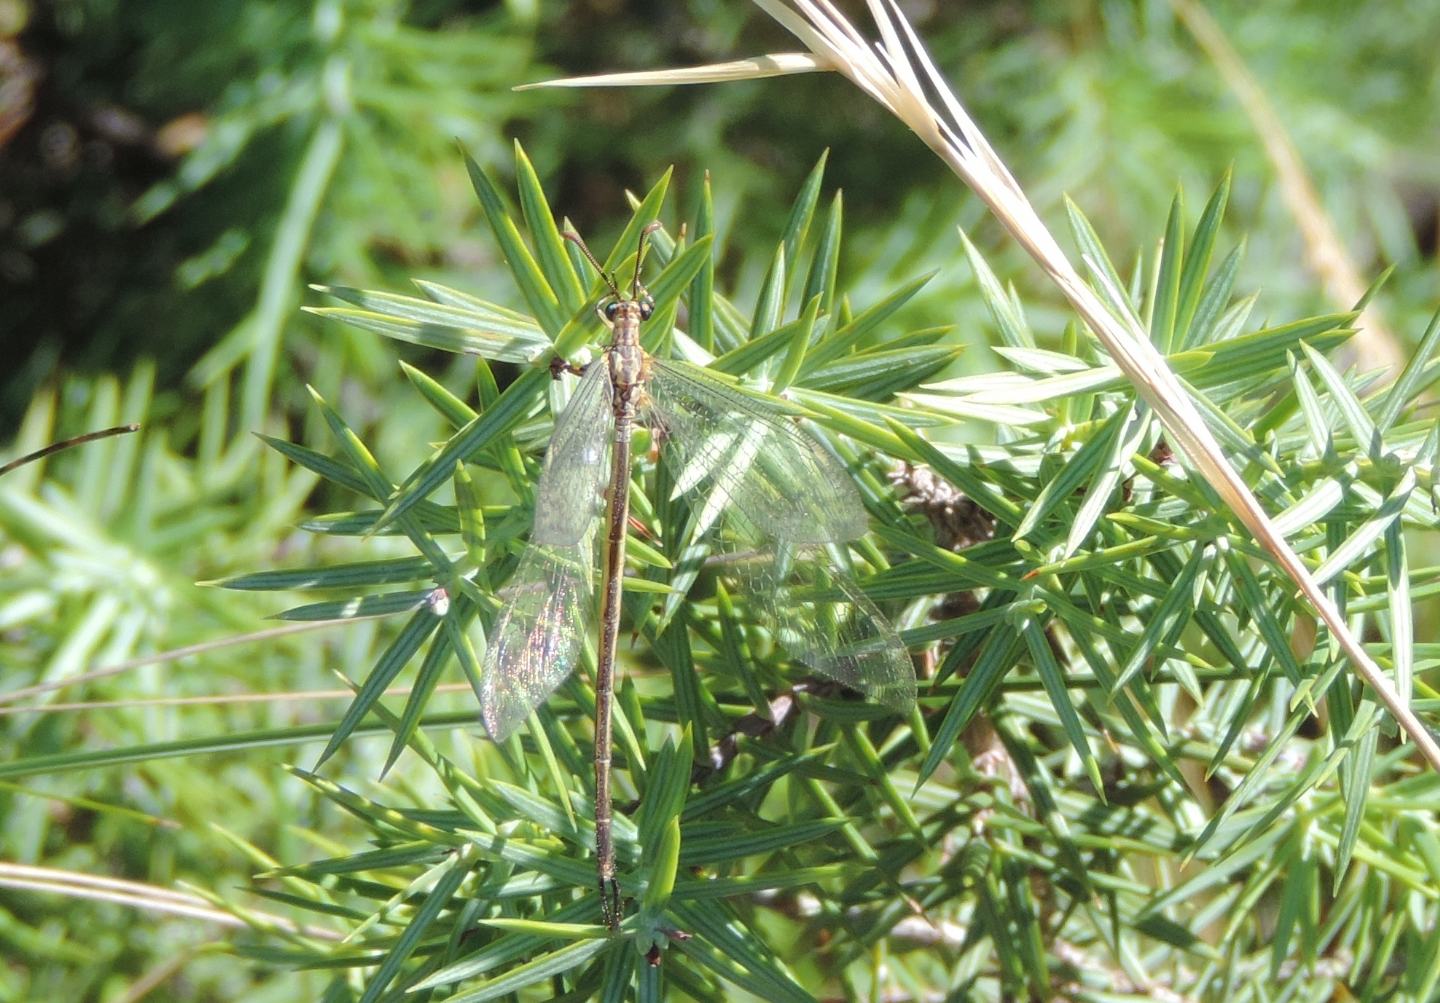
[480,540,594,741]
[532,362,613,546]
[646,359,868,546]
[646,359,914,713]
[482,364,610,740]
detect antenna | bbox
[631,221,662,299]
[562,230,621,299]
[562,221,662,301]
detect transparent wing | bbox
[646,359,867,545]
[646,359,914,712]
[480,540,595,741]
[533,363,613,546]
[734,542,916,712]
[481,365,612,740]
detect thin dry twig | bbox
[0,861,341,940]
[0,424,140,478]
[0,620,371,706]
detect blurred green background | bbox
[2,0,1438,999]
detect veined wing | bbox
[532,363,613,545]
[480,540,595,741]
[645,359,915,713]
[742,544,916,713]
[646,359,868,545]
[481,364,612,740]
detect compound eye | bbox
[603,300,621,321]
[638,296,654,320]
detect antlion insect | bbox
[480,221,916,930]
